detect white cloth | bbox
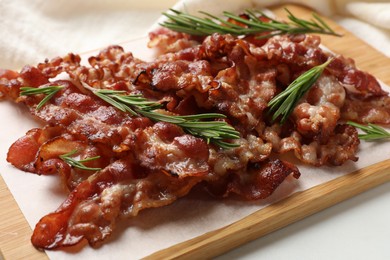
[0,0,389,70]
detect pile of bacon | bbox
[1,24,390,250]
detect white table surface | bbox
[217,181,390,260]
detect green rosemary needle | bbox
[59,150,102,171]
[268,58,333,124]
[347,121,390,141]
[93,89,162,116]
[20,85,63,110]
[139,110,240,149]
[161,8,341,38]
[85,86,240,149]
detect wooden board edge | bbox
[146,159,390,260]
[0,175,48,260]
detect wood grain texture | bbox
[0,4,389,260]
[0,175,48,260]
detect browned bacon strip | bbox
[148,27,201,54]
[341,95,390,124]
[7,126,64,172]
[31,159,202,248]
[133,122,210,177]
[206,159,300,200]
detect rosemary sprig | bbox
[20,85,63,110]
[268,58,333,124]
[161,8,341,38]
[93,89,162,116]
[59,150,102,171]
[139,110,240,149]
[87,87,240,149]
[347,121,390,141]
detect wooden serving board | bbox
[1,4,390,260]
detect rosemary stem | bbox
[160,8,341,38]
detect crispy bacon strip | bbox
[206,159,300,200]
[31,159,202,248]
[7,126,64,172]
[133,122,210,177]
[148,27,201,54]
[341,94,390,124]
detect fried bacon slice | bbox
[148,27,200,54]
[206,159,300,200]
[133,122,210,177]
[7,126,65,172]
[341,95,390,124]
[31,160,203,248]
[1,25,390,250]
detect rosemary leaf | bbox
[59,150,102,171]
[93,90,130,113]
[20,85,64,110]
[268,58,333,124]
[347,121,390,141]
[137,110,240,147]
[138,110,187,124]
[160,8,341,38]
[212,139,240,149]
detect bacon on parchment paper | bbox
[1,27,389,249]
